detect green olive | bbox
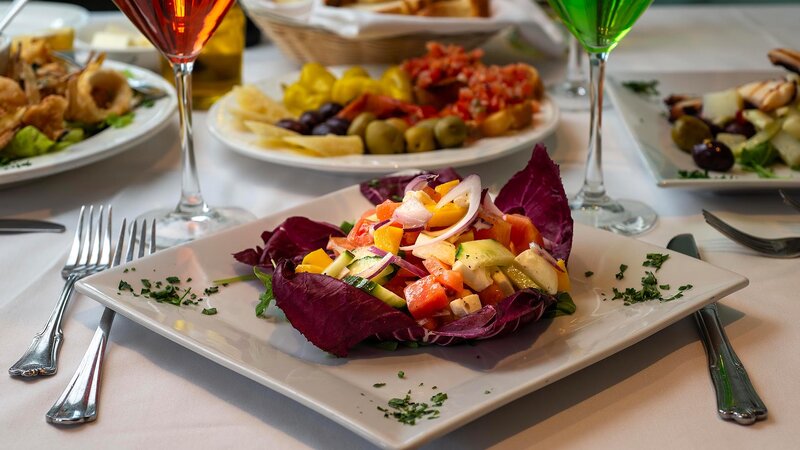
[434,116,468,148]
[365,121,405,154]
[347,112,376,139]
[405,125,436,153]
[671,115,712,152]
[415,118,440,131]
[385,117,409,133]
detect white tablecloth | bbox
[2,5,799,449]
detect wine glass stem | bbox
[172,61,209,216]
[565,35,585,86]
[577,52,609,202]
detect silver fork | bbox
[702,209,800,258]
[778,189,800,213]
[9,206,112,377]
[46,219,155,425]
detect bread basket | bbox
[241,0,499,65]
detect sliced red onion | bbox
[404,174,438,194]
[542,237,555,253]
[482,192,504,217]
[372,219,391,231]
[392,196,433,230]
[355,253,394,280]
[404,225,424,232]
[369,246,428,278]
[400,174,482,250]
[530,242,564,272]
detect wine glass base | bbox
[138,206,256,249]
[548,81,589,112]
[570,194,657,236]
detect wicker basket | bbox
[246,8,498,66]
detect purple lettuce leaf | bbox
[359,168,462,205]
[233,217,343,272]
[494,144,574,262]
[272,260,554,357]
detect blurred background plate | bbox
[0,1,88,45]
[75,15,159,71]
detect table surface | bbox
[2,4,799,449]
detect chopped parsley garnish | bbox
[123,268,129,273]
[254,268,274,317]
[484,390,491,395]
[622,80,660,96]
[201,308,218,315]
[118,280,133,291]
[368,178,381,188]
[166,276,181,284]
[611,271,693,305]
[115,276,226,314]
[141,279,152,289]
[397,371,405,379]
[615,264,628,280]
[643,253,669,271]
[380,392,448,425]
[678,169,710,179]
[373,383,386,388]
[584,271,594,278]
[204,286,219,295]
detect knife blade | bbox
[667,233,767,424]
[0,219,66,233]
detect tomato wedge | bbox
[478,282,506,306]
[422,258,464,292]
[376,200,402,222]
[404,276,449,320]
[505,213,545,254]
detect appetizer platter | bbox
[0,40,176,187]
[208,43,559,173]
[77,147,747,448]
[607,48,800,190]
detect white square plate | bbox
[607,70,799,190]
[77,183,747,449]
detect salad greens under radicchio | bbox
[234,145,574,356]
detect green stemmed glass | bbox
[546,0,657,235]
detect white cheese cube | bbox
[452,260,492,292]
[450,294,482,318]
[91,31,132,49]
[491,269,515,297]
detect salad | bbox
[234,145,574,356]
[666,47,800,178]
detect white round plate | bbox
[0,1,89,37]
[208,66,560,174]
[0,61,177,188]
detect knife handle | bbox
[694,304,767,425]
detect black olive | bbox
[324,117,351,135]
[312,123,335,136]
[275,118,309,135]
[692,139,734,172]
[318,102,344,120]
[299,111,324,129]
[724,120,756,138]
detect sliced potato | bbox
[283,135,364,157]
[255,137,322,157]
[244,120,300,138]
[233,85,294,122]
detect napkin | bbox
[246,0,564,55]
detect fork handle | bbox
[694,303,767,425]
[8,273,80,377]
[46,308,115,425]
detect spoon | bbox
[0,0,30,35]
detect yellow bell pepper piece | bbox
[331,76,384,105]
[302,248,334,268]
[380,66,413,103]
[373,226,403,254]
[342,66,370,79]
[296,264,324,274]
[298,63,336,97]
[454,230,474,244]
[426,203,467,228]
[434,180,460,197]
[283,83,327,116]
[556,259,571,292]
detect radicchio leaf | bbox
[359,168,461,205]
[494,144,574,262]
[272,260,555,357]
[233,217,343,272]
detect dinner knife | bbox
[0,219,66,233]
[667,233,767,425]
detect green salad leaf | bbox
[1,126,55,158]
[738,141,779,178]
[254,267,275,317]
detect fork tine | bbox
[91,206,105,266]
[138,220,147,259]
[65,206,86,267]
[149,220,156,255]
[99,206,112,267]
[79,206,94,266]
[112,219,127,267]
[126,220,138,264]
[779,189,800,213]
[703,210,777,253]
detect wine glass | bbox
[113,0,255,248]
[546,0,657,235]
[549,35,590,111]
